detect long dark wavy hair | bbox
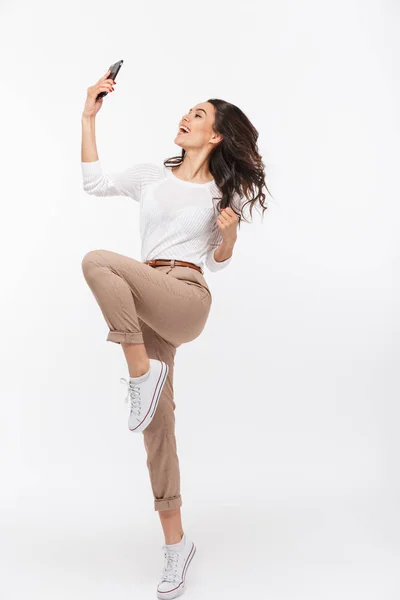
[163,98,272,227]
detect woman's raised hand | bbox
[82,68,116,118]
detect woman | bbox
[80,68,269,599]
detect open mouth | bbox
[178,126,190,135]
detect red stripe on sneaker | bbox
[182,544,195,578]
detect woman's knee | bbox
[81,249,108,275]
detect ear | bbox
[210,133,224,145]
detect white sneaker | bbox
[120,358,168,433]
[157,533,196,599]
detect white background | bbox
[1,0,399,598]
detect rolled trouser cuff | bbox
[107,331,144,344]
[154,495,182,511]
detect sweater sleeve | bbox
[81,159,146,202]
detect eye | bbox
[188,109,202,118]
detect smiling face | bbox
[175,101,223,151]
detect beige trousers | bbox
[81,249,212,511]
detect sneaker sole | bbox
[129,360,169,432]
[156,543,196,599]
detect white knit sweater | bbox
[81,159,241,272]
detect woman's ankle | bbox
[165,531,184,545]
[129,359,150,378]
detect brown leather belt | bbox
[144,259,204,275]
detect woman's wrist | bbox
[214,240,235,263]
[81,113,95,123]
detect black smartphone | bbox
[96,59,123,101]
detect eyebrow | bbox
[189,107,207,115]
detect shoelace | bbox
[160,547,180,583]
[120,377,141,418]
